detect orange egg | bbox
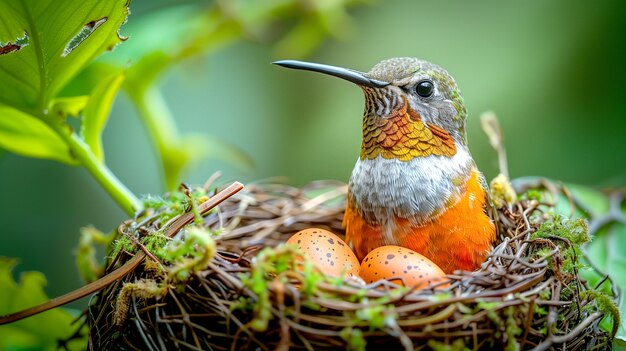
[359,246,448,289]
[286,228,360,277]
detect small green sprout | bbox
[164,226,217,282]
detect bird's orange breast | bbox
[344,169,495,273]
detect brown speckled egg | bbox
[359,246,448,289]
[286,228,360,277]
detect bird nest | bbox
[86,177,616,350]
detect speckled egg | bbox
[286,228,360,277]
[359,246,448,289]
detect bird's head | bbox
[274,58,469,161]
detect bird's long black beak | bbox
[273,60,389,88]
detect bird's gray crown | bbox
[364,57,448,84]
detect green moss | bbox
[109,236,135,259]
[144,233,169,256]
[139,185,209,229]
[340,327,366,351]
[141,193,184,224]
[527,214,618,342]
[524,189,544,202]
[107,184,219,277]
[530,216,591,278]
[535,247,553,262]
[300,258,323,297]
[476,299,502,325]
[504,306,522,351]
[114,279,167,326]
[353,304,397,330]
[531,215,590,246]
[580,289,621,338]
[534,305,547,317]
[428,339,471,351]
[236,245,310,332]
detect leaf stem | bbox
[128,86,184,191]
[44,116,142,216]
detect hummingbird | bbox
[274,58,496,273]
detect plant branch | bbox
[44,116,142,216]
[128,86,185,191]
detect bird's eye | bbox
[415,80,434,98]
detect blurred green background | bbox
[1,0,625,305]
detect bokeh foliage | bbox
[0,258,85,350]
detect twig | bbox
[480,111,509,178]
[529,312,602,351]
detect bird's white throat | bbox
[348,145,474,226]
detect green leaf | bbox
[549,183,609,220]
[188,134,254,171]
[87,5,234,99]
[50,96,89,118]
[96,4,240,86]
[123,51,171,95]
[586,222,626,342]
[615,339,626,351]
[0,105,76,164]
[566,183,611,218]
[0,258,86,350]
[0,0,129,112]
[81,71,125,161]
